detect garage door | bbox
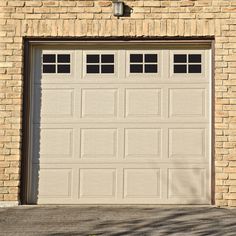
[29,45,211,204]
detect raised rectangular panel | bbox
[169,88,205,117]
[38,168,72,197]
[35,88,74,118]
[169,129,205,158]
[81,129,117,158]
[81,89,117,118]
[168,168,205,198]
[125,89,161,117]
[35,128,73,157]
[124,169,160,198]
[79,169,116,198]
[125,129,161,158]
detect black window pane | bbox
[174,65,187,73]
[58,65,70,73]
[174,54,187,63]
[43,54,55,63]
[101,65,114,73]
[43,64,56,73]
[58,54,70,63]
[145,64,158,73]
[101,54,114,63]
[87,65,99,73]
[145,54,158,63]
[130,54,143,63]
[189,54,201,63]
[189,65,202,73]
[130,64,143,73]
[87,55,99,63]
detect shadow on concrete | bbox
[0,206,236,236]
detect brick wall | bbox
[0,0,236,206]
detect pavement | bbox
[0,206,236,236]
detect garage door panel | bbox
[37,168,73,198]
[34,124,208,164]
[32,163,209,203]
[81,88,118,118]
[30,48,211,204]
[124,169,161,198]
[79,169,116,198]
[124,128,162,159]
[167,168,206,199]
[125,88,162,118]
[80,128,117,159]
[33,128,74,162]
[169,88,206,118]
[34,87,75,121]
[168,128,206,159]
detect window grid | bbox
[173,54,202,74]
[86,54,115,74]
[129,53,158,74]
[42,54,71,74]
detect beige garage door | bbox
[29,45,211,204]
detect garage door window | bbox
[86,54,115,74]
[42,54,71,74]
[174,54,202,74]
[130,53,158,73]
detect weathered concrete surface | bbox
[0,206,236,236]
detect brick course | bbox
[0,0,236,206]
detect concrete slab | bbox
[0,206,236,236]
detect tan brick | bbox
[42,1,58,7]
[0,174,9,180]
[223,193,236,200]
[215,200,228,206]
[5,168,19,174]
[60,1,76,7]
[224,168,236,173]
[98,1,112,7]
[216,173,229,180]
[7,1,25,7]
[216,186,229,193]
[77,2,94,7]
[180,1,194,7]
[4,193,18,201]
[228,200,236,207]
[25,1,42,7]
[229,186,236,192]
[229,174,236,179]
[4,180,19,187]
[229,162,236,167]
[143,1,161,7]
[215,193,223,200]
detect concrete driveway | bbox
[0,206,236,236]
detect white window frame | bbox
[126,50,162,79]
[39,49,75,81]
[82,50,118,79]
[170,50,208,79]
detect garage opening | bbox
[26,42,212,204]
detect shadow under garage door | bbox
[28,43,212,204]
